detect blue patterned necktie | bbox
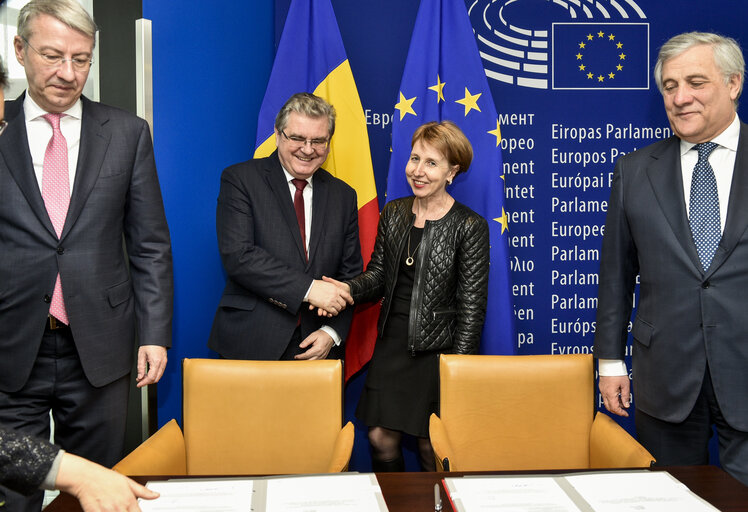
[689,142,720,271]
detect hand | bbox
[307,278,353,316]
[599,375,631,417]
[295,329,335,360]
[136,345,167,388]
[56,452,159,511]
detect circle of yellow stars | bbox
[576,30,625,84]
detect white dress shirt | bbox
[24,94,83,194]
[280,167,341,346]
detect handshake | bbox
[307,276,354,317]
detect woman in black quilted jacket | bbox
[325,121,490,472]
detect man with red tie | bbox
[209,93,360,361]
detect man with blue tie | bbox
[595,32,748,485]
[0,1,173,509]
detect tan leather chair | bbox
[429,353,654,471]
[113,419,186,476]
[114,358,354,476]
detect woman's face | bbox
[405,140,457,200]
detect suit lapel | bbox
[308,170,328,264]
[711,123,748,275]
[646,137,703,272]
[0,95,57,238]
[62,97,111,240]
[265,152,307,264]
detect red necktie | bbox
[291,178,308,261]
[41,113,70,324]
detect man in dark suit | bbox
[0,1,173,509]
[209,93,360,361]
[595,32,748,485]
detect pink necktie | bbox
[42,113,70,324]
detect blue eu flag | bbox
[386,0,515,355]
[552,23,649,90]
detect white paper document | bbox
[265,474,386,512]
[139,478,255,511]
[564,472,719,511]
[445,471,719,512]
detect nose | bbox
[672,86,693,106]
[55,59,77,82]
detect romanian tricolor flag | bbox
[254,0,379,381]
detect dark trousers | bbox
[636,366,748,487]
[0,324,130,511]
[279,326,344,360]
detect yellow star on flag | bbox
[494,207,509,234]
[597,30,605,38]
[428,75,446,103]
[586,34,594,41]
[395,92,417,120]
[608,34,615,41]
[456,87,481,116]
[488,119,502,147]
[617,64,623,71]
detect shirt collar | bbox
[679,114,741,156]
[23,92,83,122]
[281,166,312,189]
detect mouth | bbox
[411,179,428,188]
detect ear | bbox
[274,128,282,147]
[728,73,742,102]
[14,36,26,67]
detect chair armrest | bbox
[589,412,655,468]
[113,419,187,476]
[429,414,455,472]
[326,421,355,472]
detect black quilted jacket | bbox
[347,196,489,355]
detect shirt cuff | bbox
[41,449,65,491]
[303,282,314,302]
[319,325,341,346]
[598,358,628,376]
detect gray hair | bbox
[274,93,336,137]
[18,0,97,46]
[654,32,744,106]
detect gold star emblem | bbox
[579,42,586,49]
[617,42,623,49]
[455,87,482,116]
[494,207,509,234]
[428,75,446,103]
[597,75,604,82]
[394,92,417,120]
[608,72,615,79]
[586,33,594,41]
[587,72,594,79]
[597,30,605,38]
[488,119,502,147]
[619,53,626,60]
[576,53,583,60]
[579,64,586,71]
[616,64,623,71]
[608,34,615,41]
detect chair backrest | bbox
[438,353,595,470]
[182,358,345,475]
[113,419,187,476]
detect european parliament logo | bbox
[468,0,649,90]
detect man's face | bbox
[274,112,331,180]
[661,44,741,143]
[14,13,93,113]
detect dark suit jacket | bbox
[0,95,173,392]
[209,151,362,360]
[595,122,748,431]
[0,426,58,497]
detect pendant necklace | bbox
[405,230,421,267]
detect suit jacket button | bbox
[57,246,64,254]
[43,294,51,303]
[702,281,710,289]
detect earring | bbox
[447,178,453,185]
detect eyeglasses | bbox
[22,37,93,70]
[0,120,7,137]
[280,129,329,150]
